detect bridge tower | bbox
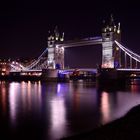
[47,26,64,69]
[102,15,121,68]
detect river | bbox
[0,80,140,140]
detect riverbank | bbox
[62,104,140,140]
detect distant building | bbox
[0,60,10,75]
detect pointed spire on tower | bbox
[54,26,59,41]
[60,32,65,41]
[54,25,58,33]
[48,30,51,40]
[102,19,106,27]
[102,19,107,32]
[109,14,115,26]
[62,32,64,38]
[117,22,121,34]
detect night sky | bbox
[0,0,140,66]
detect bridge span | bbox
[1,15,140,85]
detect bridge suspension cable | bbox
[115,40,140,63]
[25,48,48,70]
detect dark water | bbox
[0,80,140,140]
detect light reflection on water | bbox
[9,82,20,125]
[50,96,67,139]
[101,91,110,124]
[0,81,140,139]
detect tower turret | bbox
[47,27,65,69]
[102,15,121,68]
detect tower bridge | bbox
[8,15,140,82]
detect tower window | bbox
[106,33,110,37]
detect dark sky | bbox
[0,0,140,62]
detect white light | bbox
[2,68,6,71]
[61,47,64,51]
[60,38,64,41]
[56,45,58,49]
[56,37,59,40]
[117,30,120,34]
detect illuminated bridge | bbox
[9,15,140,79]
